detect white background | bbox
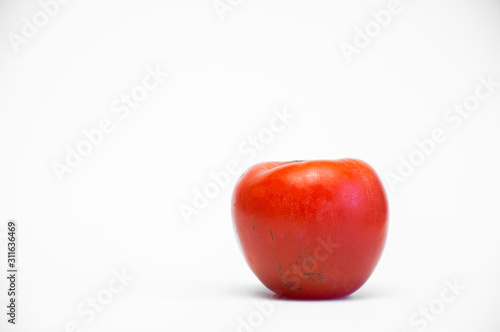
[1,0,500,331]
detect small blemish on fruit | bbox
[269,229,274,242]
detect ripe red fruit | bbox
[231,159,388,299]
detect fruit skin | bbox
[231,159,388,299]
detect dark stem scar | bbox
[269,228,273,242]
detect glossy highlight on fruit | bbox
[231,159,388,299]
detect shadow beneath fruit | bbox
[247,286,391,302]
